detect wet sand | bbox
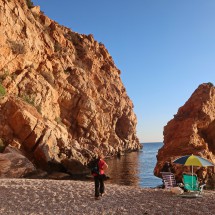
[0,178,214,214]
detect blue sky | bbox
[32,0,215,143]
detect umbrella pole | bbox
[192,165,193,189]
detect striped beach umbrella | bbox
[173,154,214,167]
[173,154,214,188]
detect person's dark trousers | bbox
[94,175,105,197]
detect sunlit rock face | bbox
[0,0,140,177]
[154,83,215,186]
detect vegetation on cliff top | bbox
[26,0,34,8]
[0,83,6,97]
[207,82,214,87]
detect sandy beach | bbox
[0,179,214,215]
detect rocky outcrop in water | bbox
[154,83,215,187]
[0,0,140,177]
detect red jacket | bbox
[93,159,107,176]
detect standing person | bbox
[92,153,108,200]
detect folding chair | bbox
[182,173,205,194]
[161,172,177,189]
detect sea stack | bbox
[154,83,215,187]
[0,0,140,177]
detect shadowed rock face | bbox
[154,83,215,185]
[0,146,36,178]
[0,0,140,176]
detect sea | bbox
[105,142,163,188]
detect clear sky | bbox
[32,0,215,143]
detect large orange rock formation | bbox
[0,0,140,177]
[154,83,215,187]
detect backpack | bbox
[89,158,100,175]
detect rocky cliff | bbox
[154,83,215,187]
[0,0,140,177]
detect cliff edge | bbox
[0,0,140,177]
[154,83,215,187]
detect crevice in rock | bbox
[115,114,130,140]
[31,128,47,153]
[199,120,215,154]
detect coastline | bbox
[0,178,214,214]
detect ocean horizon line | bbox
[141,141,163,144]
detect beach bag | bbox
[170,187,184,195]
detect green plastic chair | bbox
[182,173,205,194]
